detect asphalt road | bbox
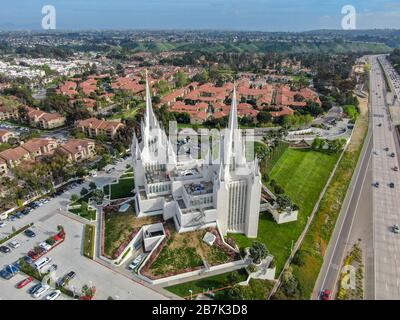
[312,128,372,299]
[371,56,400,299]
[314,55,400,300]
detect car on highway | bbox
[24,229,36,238]
[32,284,50,298]
[46,290,61,300]
[320,289,331,300]
[8,240,20,249]
[17,276,33,289]
[393,225,400,234]
[0,245,11,254]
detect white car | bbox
[8,240,20,249]
[46,290,61,300]
[0,222,6,228]
[39,242,52,251]
[33,284,50,298]
[128,254,144,270]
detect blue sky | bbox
[1,0,400,31]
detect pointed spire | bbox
[145,70,157,130]
[227,86,239,132]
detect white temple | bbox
[131,76,261,237]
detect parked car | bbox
[28,283,42,294]
[17,276,33,289]
[390,152,396,157]
[393,225,399,234]
[0,221,6,228]
[58,271,76,286]
[24,229,36,238]
[33,284,50,298]
[389,182,395,188]
[8,240,20,249]
[0,245,11,254]
[46,290,61,300]
[393,166,399,172]
[374,182,380,188]
[22,255,33,264]
[39,242,52,251]
[128,254,144,270]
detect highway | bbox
[371,55,400,299]
[314,55,400,300]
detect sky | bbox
[0,0,400,31]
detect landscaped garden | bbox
[103,177,135,200]
[102,201,162,259]
[141,222,239,279]
[166,269,248,298]
[229,148,340,274]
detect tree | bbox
[276,194,293,210]
[257,111,272,124]
[92,189,104,204]
[89,182,97,190]
[80,187,89,197]
[249,241,268,264]
[70,194,79,202]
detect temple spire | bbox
[145,70,157,130]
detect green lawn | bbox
[229,149,339,274]
[69,207,97,221]
[83,224,95,259]
[110,177,135,199]
[166,269,248,298]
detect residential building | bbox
[76,118,124,139]
[25,107,66,129]
[56,139,95,162]
[0,129,16,144]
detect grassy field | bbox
[69,207,97,221]
[110,177,135,200]
[83,224,95,259]
[166,269,248,298]
[230,149,339,274]
[274,96,369,299]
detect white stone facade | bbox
[132,76,261,238]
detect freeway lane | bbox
[372,56,400,299]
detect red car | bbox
[321,289,331,300]
[17,277,33,289]
[27,250,39,260]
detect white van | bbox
[33,256,52,270]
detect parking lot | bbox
[0,156,168,300]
